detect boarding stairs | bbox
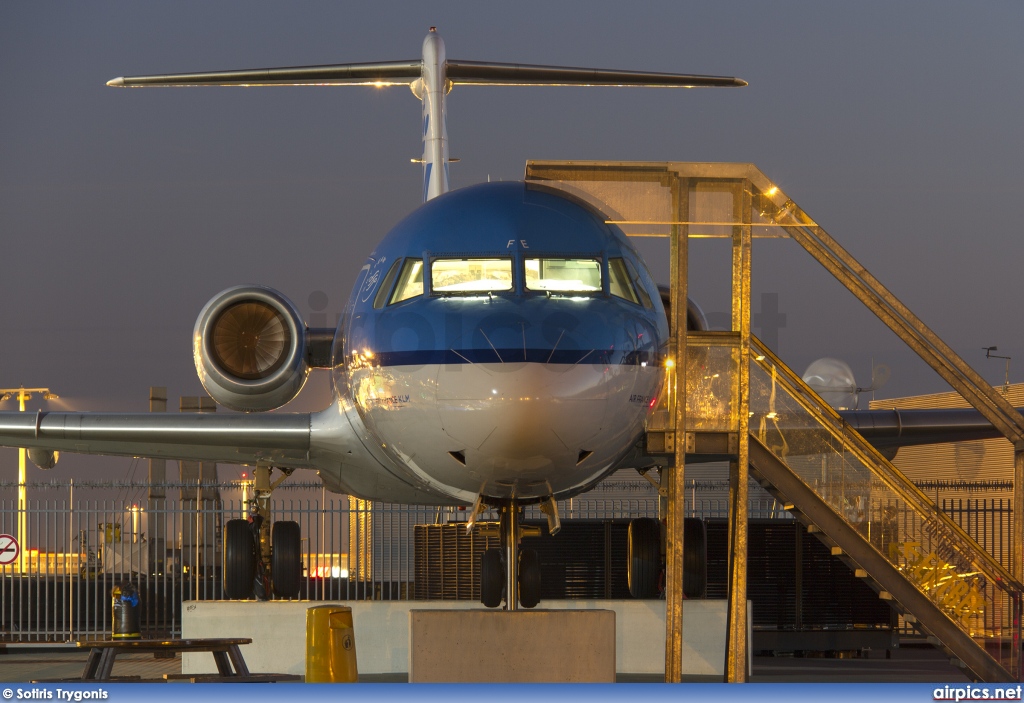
[522,160,1024,681]
[742,337,1021,682]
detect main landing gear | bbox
[627,516,707,599]
[223,465,303,600]
[471,497,708,607]
[472,497,559,610]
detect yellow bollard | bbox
[306,605,358,682]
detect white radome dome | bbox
[802,358,857,410]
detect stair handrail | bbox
[749,334,1022,591]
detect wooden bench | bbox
[74,637,255,681]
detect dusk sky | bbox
[2,2,1023,484]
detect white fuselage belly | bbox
[350,361,662,501]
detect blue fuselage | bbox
[333,182,668,502]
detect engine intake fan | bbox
[194,285,310,412]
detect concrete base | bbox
[409,609,615,682]
[182,599,749,678]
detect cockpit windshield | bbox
[608,257,639,304]
[524,258,601,292]
[431,258,513,293]
[390,259,424,304]
[382,254,651,304]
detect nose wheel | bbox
[476,499,544,609]
[479,546,543,609]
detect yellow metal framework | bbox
[525,161,1024,683]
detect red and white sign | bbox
[0,534,20,566]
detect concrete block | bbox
[409,609,615,683]
[181,599,749,678]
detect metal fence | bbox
[0,479,1012,643]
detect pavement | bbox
[0,644,972,683]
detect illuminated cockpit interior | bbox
[387,259,423,305]
[375,254,657,305]
[524,258,601,292]
[432,258,513,293]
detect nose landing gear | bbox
[474,498,545,610]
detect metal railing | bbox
[0,479,1013,643]
[745,338,1022,680]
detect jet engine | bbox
[193,285,310,412]
[658,286,709,332]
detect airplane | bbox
[0,29,1009,609]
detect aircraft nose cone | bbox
[435,360,644,498]
[437,362,607,452]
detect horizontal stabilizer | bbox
[108,60,746,89]
[107,60,422,87]
[446,60,747,87]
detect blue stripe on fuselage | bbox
[374,348,661,367]
[346,294,665,370]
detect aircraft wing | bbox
[0,411,314,468]
[838,407,1010,451]
[107,60,745,89]
[620,405,1017,474]
[3,405,1010,467]
[0,407,470,505]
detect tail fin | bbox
[108,28,746,201]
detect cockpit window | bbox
[524,258,601,293]
[389,258,424,304]
[624,258,654,309]
[609,258,639,304]
[431,258,513,293]
[373,259,402,309]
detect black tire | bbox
[628,517,661,598]
[518,548,541,608]
[223,519,256,599]
[480,548,504,608]
[272,520,302,598]
[683,517,708,599]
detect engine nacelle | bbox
[29,448,58,469]
[194,285,310,412]
[657,286,709,332]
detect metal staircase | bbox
[524,159,1024,681]
[746,337,1022,682]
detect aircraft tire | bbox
[223,519,256,599]
[518,548,541,608]
[272,520,302,598]
[628,517,661,598]
[683,517,708,598]
[480,548,504,608]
